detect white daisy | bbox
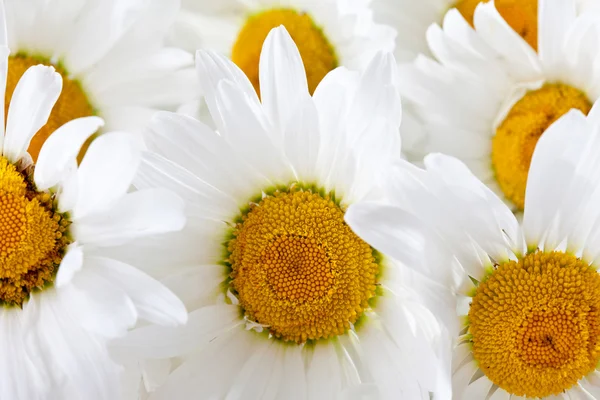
[3,0,197,161]
[347,99,600,398]
[168,0,396,95]
[398,0,600,212]
[111,26,452,400]
[0,12,188,400]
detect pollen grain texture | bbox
[468,251,600,398]
[0,156,70,306]
[228,189,379,343]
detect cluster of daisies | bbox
[4,0,600,399]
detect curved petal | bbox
[195,49,259,133]
[34,116,104,190]
[3,65,61,163]
[473,1,541,80]
[345,202,453,286]
[73,131,140,219]
[522,109,592,251]
[55,243,84,288]
[85,256,187,327]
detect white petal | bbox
[283,97,320,181]
[64,0,146,74]
[34,116,104,190]
[306,342,344,400]
[144,111,263,200]
[225,340,278,400]
[275,345,307,400]
[112,305,242,359]
[161,264,227,310]
[0,309,49,400]
[385,157,522,280]
[135,151,238,222]
[23,289,122,400]
[69,268,139,338]
[259,26,309,134]
[3,65,61,162]
[74,187,185,247]
[538,0,577,76]
[55,243,83,288]
[522,109,590,251]
[74,132,140,219]
[473,1,541,80]
[0,45,8,149]
[345,202,452,285]
[149,328,254,400]
[195,50,259,133]
[85,256,187,326]
[462,375,494,399]
[0,0,7,47]
[214,79,290,182]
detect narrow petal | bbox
[259,26,309,133]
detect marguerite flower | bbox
[0,14,188,400]
[168,0,396,95]
[398,0,600,211]
[347,100,600,398]
[3,0,197,160]
[112,26,451,400]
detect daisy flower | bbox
[112,26,451,400]
[0,13,188,400]
[347,100,600,398]
[398,0,600,211]
[3,0,197,161]
[168,0,396,95]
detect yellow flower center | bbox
[227,188,379,343]
[7,54,95,162]
[455,0,538,50]
[491,84,591,209]
[468,251,600,398]
[0,156,71,306]
[231,8,338,96]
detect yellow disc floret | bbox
[231,8,338,96]
[468,251,600,398]
[492,84,591,209]
[455,0,538,50]
[7,54,95,162]
[0,156,71,306]
[227,188,379,343]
